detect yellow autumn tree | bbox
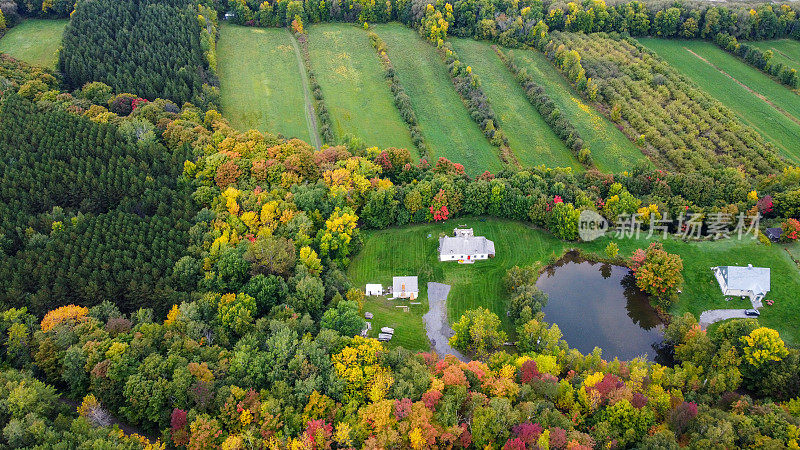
[741,327,788,369]
[332,336,393,403]
[41,305,89,332]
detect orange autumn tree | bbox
[41,305,89,332]
[630,242,683,310]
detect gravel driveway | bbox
[423,282,468,362]
[699,309,754,328]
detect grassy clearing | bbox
[349,218,800,352]
[373,24,501,174]
[450,38,581,170]
[748,39,800,71]
[307,24,416,153]
[217,24,310,141]
[0,19,67,68]
[505,48,649,173]
[639,38,800,164]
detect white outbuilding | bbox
[439,228,495,263]
[711,264,770,307]
[392,276,418,300]
[365,284,383,296]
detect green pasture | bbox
[0,19,67,67]
[217,24,311,141]
[373,23,501,175]
[505,47,649,173]
[451,38,581,170]
[307,23,416,153]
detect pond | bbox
[536,252,670,363]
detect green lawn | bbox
[217,24,311,141]
[0,19,67,68]
[504,47,649,173]
[307,24,416,154]
[639,38,800,164]
[748,39,800,73]
[349,218,800,352]
[373,24,501,175]
[451,38,581,170]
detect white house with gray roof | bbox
[711,264,770,307]
[438,228,495,263]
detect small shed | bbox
[365,284,382,296]
[712,264,770,306]
[393,276,419,300]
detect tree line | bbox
[221,0,800,46]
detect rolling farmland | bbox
[640,38,800,163]
[373,23,502,173]
[307,24,416,153]
[217,24,312,142]
[451,38,581,170]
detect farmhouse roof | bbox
[393,276,419,293]
[713,265,771,294]
[439,234,495,257]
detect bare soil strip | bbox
[682,46,800,127]
[288,29,322,150]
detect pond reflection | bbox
[536,252,670,363]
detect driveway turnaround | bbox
[699,309,753,328]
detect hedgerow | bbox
[295,30,335,144]
[714,32,799,89]
[494,45,593,167]
[437,41,518,166]
[367,29,429,159]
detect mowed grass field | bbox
[451,38,581,170]
[639,38,800,164]
[217,24,311,141]
[308,24,416,153]
[505,48,649,173]
[350,218,800,352]
[0,19,67,67]
[748,38,800,73]
[373,24,501,174]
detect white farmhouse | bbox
[438,228,495,263]
[392,276,418,300]
[711,264,770,307]
[365,284,382,296]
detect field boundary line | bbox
[288,29,322,151]
[682,46,800,128]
